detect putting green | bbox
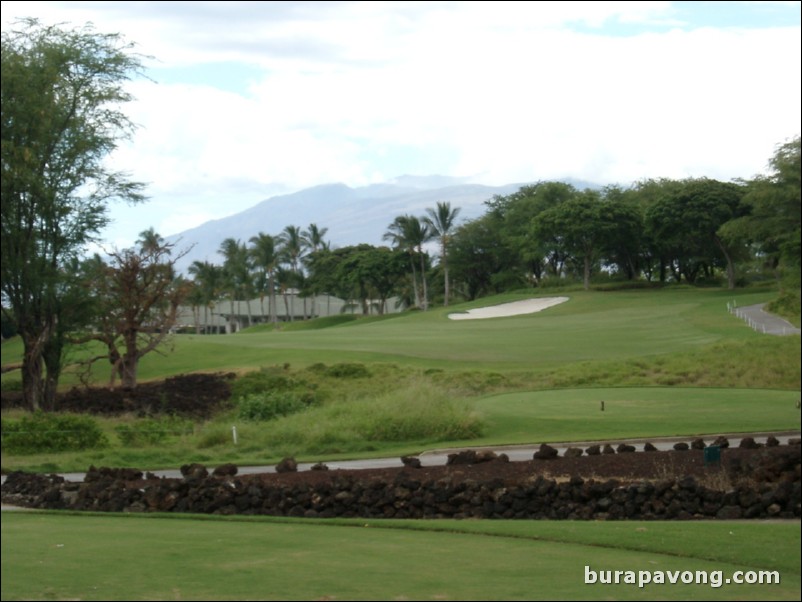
[473,387,801,445]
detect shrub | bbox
[115,416,194,447]
[1,412,108,454]
[237,390,317,422]
[196,424,234,449]
[325,362,370,378]
[231,368,315,399]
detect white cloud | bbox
[3,1,800,246]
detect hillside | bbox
[165,176,599,273]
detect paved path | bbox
[6,431,799,484]
[733,303,800,336]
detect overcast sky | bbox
[2,1,800,249]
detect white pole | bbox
[232,425,238,445]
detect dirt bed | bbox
[1,373,236,418]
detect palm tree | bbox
[302,223,329,253]
[424,202,461,306]
[248,232,279,324]
[278,225,305,320]
[137,227,166,255]
[218,238,251,330]
[188,260,224,334]
[384,215,432,310]
[302,223,329,318]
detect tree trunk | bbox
[21,339,44,412]
[408,255,420,309]
[269,274,278,324]
[121,334,139,389]
[418,248,428,310]
[583,254,591,291]
[713,235,736,290]
[442,239,450,307]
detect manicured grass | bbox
[2,287,794,386]
[2,512,799,601]
[470,387,802,447]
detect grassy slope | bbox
[2,287,795,383]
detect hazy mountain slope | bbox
[166,177,598,272]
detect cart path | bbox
[733,303,800,336]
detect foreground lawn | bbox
[2,512,799,601]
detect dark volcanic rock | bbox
[212,464,238,477]
[533,444,559,460]
[276,457,298,473]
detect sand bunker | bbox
[448,296,569,320]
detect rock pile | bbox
[3,445,799,521]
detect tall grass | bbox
[247,378,484,456]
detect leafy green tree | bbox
[722,136,800,291]
[646,178,746,288]
[487,182,577,284]
[306,245,407,314]
[1,19,146,410]
[534,190,614,289]
[598,186,645,281]
[628,178,686,282]
[424,202,461,306]
[449,215,523,300]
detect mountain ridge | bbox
[166,176,599,272]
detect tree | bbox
[82,232,190,389]
[218,238,251,329]
[449,216,520,300]
[487,182,577,285]
[1,19,146,410]
[722,136,801,290]
[383,215,432,310]
[646,178,746,288]
[424,202,461,306]
[305,245,407,314]
[248,233,280,324]
[187,260,224,333]
[278,225,305,320]
[301,223,329,318]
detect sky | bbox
[2,1,800,250]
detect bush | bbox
[325,362,370,378]
[231,368,315,399]
[115,416,194,447]
[2,412,108,454]
[237,390,317,422]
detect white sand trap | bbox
[448,296,569,320]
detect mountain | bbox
[166,176,599,273]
